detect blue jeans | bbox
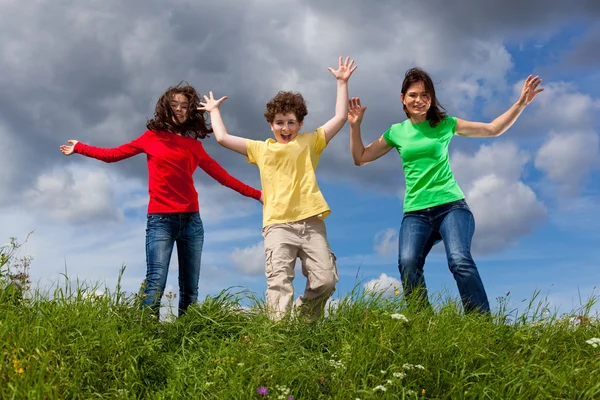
[398,199,490,313]
[143,212,204,316]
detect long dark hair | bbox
[401,68,447,127]
[146,83,212,139]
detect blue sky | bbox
[0,0,598,317]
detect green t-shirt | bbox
[383,116,465,212]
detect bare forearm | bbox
[335,80,349,121]
[323,80,349,142]
[490,101,527,136]
[349,123,366,165]
[209,109,229,143]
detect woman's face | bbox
[401,81,431,119]
[170,93,190,124]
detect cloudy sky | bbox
[2,0,599,315]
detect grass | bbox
[1,239,600,399]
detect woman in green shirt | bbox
[348,68,543,313]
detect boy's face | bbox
[270,113,302,144]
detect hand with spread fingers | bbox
[328,56,357,81]
[517,75,544,107]
[348,97,367,126]
[198,91,228,113]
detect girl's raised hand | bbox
[348,97,367,125]
[198,91,228,113]
[328,56,357,81]
[60,140,79,156]
[518,75,544,107]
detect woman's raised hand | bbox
[518,75,544,107]
[348,97,367,125]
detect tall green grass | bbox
[1,238,599,399]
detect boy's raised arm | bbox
[198,92,249,156]
[321,57,357,144]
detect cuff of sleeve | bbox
[251,189,262,201]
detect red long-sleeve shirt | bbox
[74,130,261,213]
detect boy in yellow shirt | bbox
[199,57,357,320]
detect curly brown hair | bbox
[146,83,212,139]
[401,68,447,128]
[264,91,308,123]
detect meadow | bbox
[2,237,599,399]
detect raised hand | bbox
[518,75,544,107]
[348,97,367,125]
[328,56,357,81]
[198,91,228,113]
[60,140,79,156]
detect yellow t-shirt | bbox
[246,127,330,227]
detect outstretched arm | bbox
[198,92,249,156]
[348,97,393,166]
[321,57,357,144]
[60,136,144,162]
[197,146,262,202]
[457,75,544,138]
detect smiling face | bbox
[400,81,431,122]
[170,93,190,124]
[270,113,303,144]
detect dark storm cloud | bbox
[562,23,600,68]
[1,0,598,212]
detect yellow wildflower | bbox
[13,359,24,374]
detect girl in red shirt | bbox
[60,84,262,316]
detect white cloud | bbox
[230,242,265,276]
[466,175,547,253]
[197,181,262,223]
[364,273,402,296]
[452,141,529,186]
[535,130,600,195]
[518,81,600,130]
[452,141,547,254]
[25,164,123,224]
[373,228,398,258]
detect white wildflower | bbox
[275,385,290,395]
[393,372,406,379]
[390,313,409,322]
[380,370,386,374]
[406,389,417,396]
[373,385,387,392]
[402,363,424,371]
[387,379,393,385]
[586,338,600,348]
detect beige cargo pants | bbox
[262,216,339,320]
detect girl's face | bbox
[170,93,190,124]
[400,81,431,119]
[270,113,303,144]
